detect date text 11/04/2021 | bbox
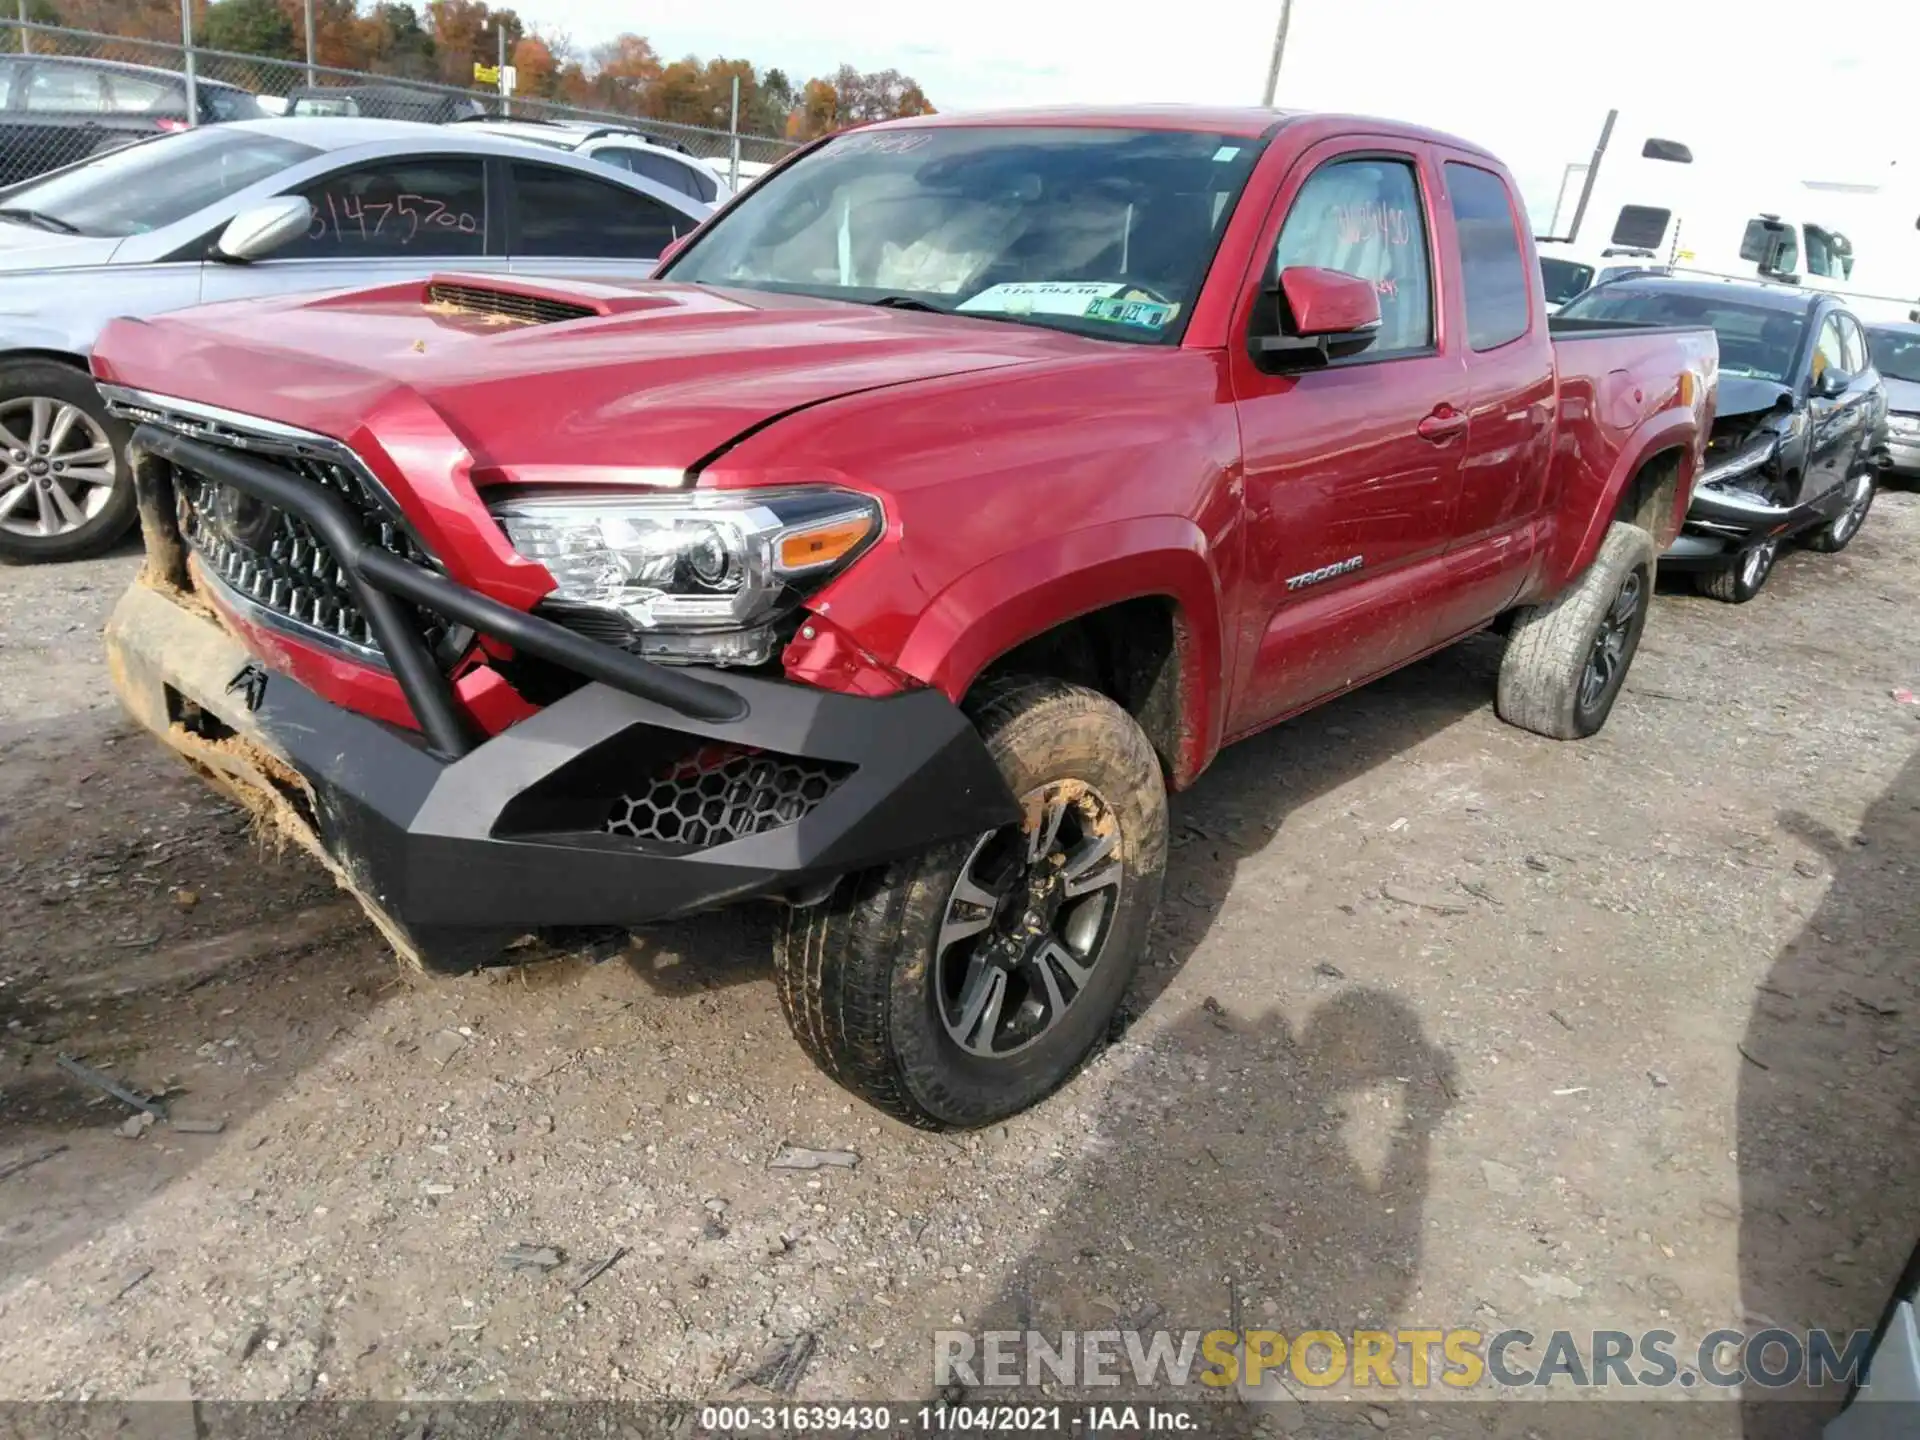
[698,1405,1192,1433]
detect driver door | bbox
[199,154,507,305]
[1804,311,1872,507]
[1224,141,1469,735]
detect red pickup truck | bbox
[94,107,1717,1128]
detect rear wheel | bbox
[1802,471,1875,553]
[0,359,135,565]
[773,678,1168,1129]
[1695,535,1779,603]
[1495,521,1655,740]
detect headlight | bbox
[492,487,881,666]
[1700,433,1779,490]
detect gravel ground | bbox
[1,497,1916,1434]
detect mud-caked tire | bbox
[1495,521,1656,740]
[774,678,1168,1129]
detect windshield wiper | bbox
[0,207,81,235]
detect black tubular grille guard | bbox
[132,424,749,757]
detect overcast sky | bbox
[535,0,1918,225]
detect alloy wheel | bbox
[1832,474,1873,546]
[1578,567,1643,713]
[933,780,1125,1059]
[0,397,118,538]
[1739,536,1779,591]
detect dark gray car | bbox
[0,117,712,563]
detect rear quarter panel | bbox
[1537,326,1718,595]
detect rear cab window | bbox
[1445,161,1531,350]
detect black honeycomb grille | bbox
[606,744,851,849]
[173,454,450,661]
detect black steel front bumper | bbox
[108,428,1020,973]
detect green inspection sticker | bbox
[1085,296,1176,329]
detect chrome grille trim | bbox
[110,387,459,667]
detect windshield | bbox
[665,125,1265,343]
[0,127,316,237]
[1867,328,1920,385]
[1559,285,1806,383]
[1539,257,1593,307]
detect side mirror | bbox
[1253,266,1382,370]
[656,233,689,268]
[1814,368,1848,399]
[213,196,313,263]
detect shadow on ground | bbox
[1739,750,1920,1438]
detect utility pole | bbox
[17,0,29,56]
[729,75,740,193]
[179,0,197,124]
[498,25,508,115]
[303,0,315,85]
[1261,0,1292,107]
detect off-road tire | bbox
[0,359,137,564]
[1802,472,1876,554]
[773,677,1169,1129]
[1495,521,1656,740]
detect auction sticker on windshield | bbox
[958,281,1177,330]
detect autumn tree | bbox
[792,76,838,140]
[586,32,659,110]
[830,64,935,124]
[510,33,556,97]
[202,0,293,55]
[360,3,437,78]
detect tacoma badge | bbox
[1285,555,1365,591]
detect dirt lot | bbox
[1,497,1916,1432]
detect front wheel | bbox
[0,359,136,564]
[773,677,1168,1129]
[1802,471,1875,554]
[1495,521,1656,740]
[1695,535,1779,603]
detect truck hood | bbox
[90,275,1098,480]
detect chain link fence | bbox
[0,21,798,188]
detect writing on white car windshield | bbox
[1558,285,1806,384]
[664,125,1265,343]
[0,128,319,238]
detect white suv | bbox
[454,118,731,206]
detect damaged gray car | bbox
[1557,275,1885,603]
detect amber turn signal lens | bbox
[1678,371,1695,408]
[778,515,873,572]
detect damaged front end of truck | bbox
[101,388,1019,974]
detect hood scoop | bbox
[425,279,601,327]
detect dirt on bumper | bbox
[105,576,432,970]
[104,575,1022,976]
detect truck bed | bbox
[1546,321,1719,560]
